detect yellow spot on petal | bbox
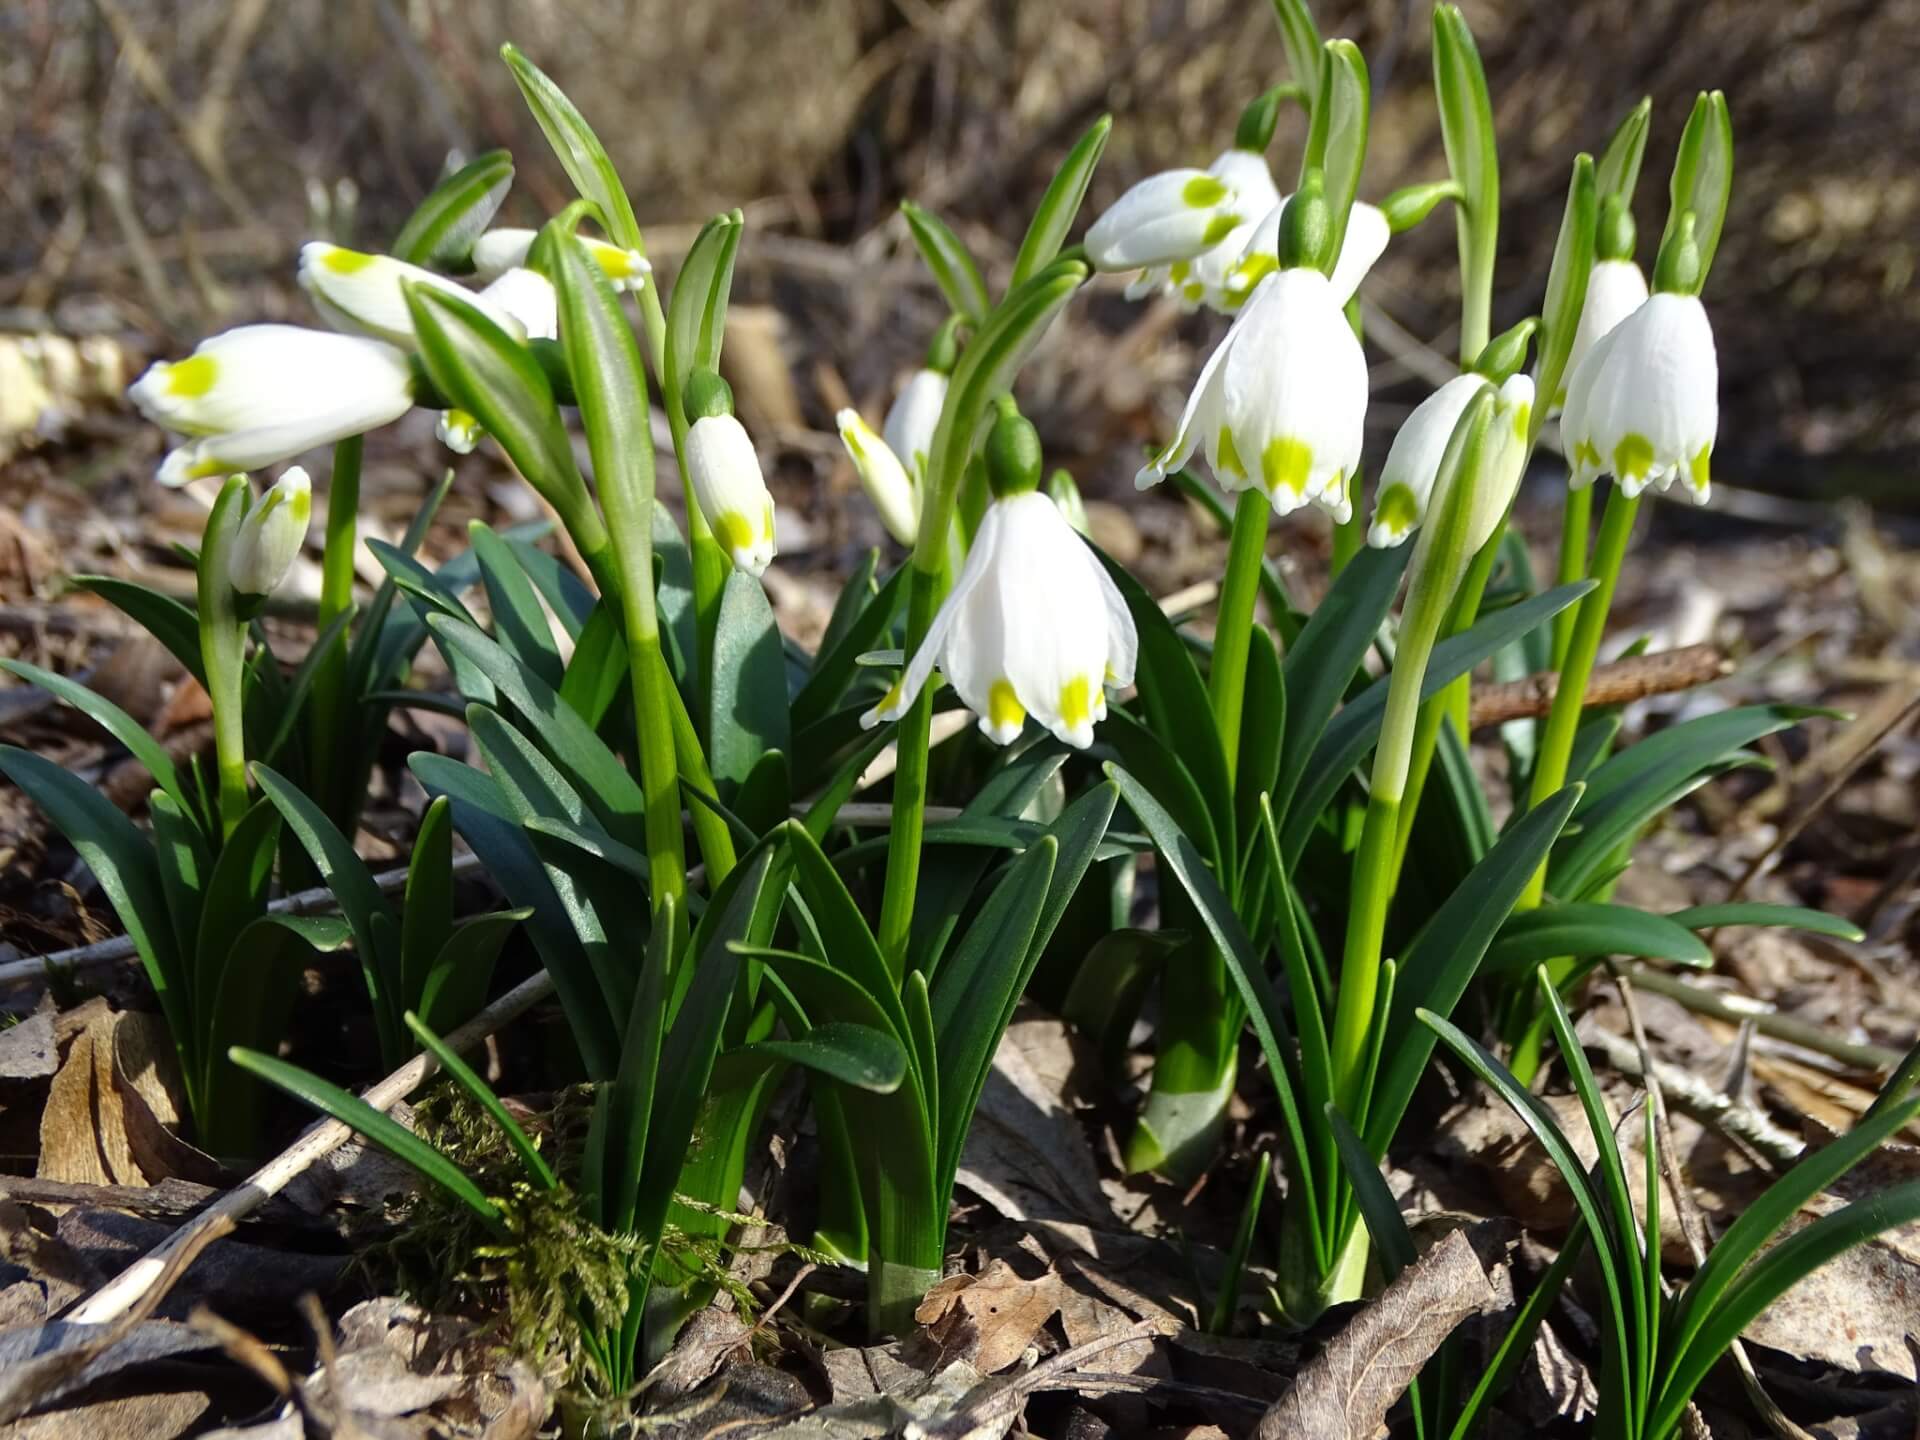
[988,679,1026,735]
[1262,436,1313,499]
[1059,675,1092,731]
[1216,425,1246,480]
[1688,443,1712,495]
[1375,481,1419,536]
[1182,175,1229,208]
[1612,432,1655,484]
[878,677,904,714]
[1201,212,1240,246]
[165,354,218,397]
[715,510,755,557]
[1573,438,1603,471]
[1234,253,1277,292]
[1511,402,1531,440]
[1168,260,1191,285]
[1182,282,1205,303]
[319,247,378,275]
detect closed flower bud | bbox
[863,490,1137,750]
[684,373,776,577]
[228,466,311,597]
[298,243,527,347]
[478,266,558,341]
[836,409,918,546]
[1138,266,1366,522]
[1554,258,1648,411]
[1367,374,1485,548]
[1469,374,1535,553]
[470,228,651,291]
[1088,148,1275,280]
[882,367,948,484]
[129,325,415,485]
[1561,292,1717,502]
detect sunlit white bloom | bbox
[297,242,526,347]
[1087,148,1273,276]
[883,368,947,484]
[686,412,776,576]
[1120,150,1281,313]
[836,409,917,546]
[1555,259,1648,411]
[1367,375,1484,547]
[229,467,311,596]
[479,267,557,341]
[861,491,1136,749]
[1137,267,1366,521]
[470,228,652,292]
[1469,374,1536,552]
[1561,292,1716,502]
[1226,197,1390,310]
[436,409,482,455]
[129,325,415,485]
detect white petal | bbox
[1577,293,1716,497]
[1138,314,1239,490]
[1467,374,1535,552]
[1328,202,1390,307]
[298,242,526,347]
[229,466,312,595]
[838,408,918,545]
[480,267,558,341]
[882,368,947,483]
[1367,374,1485,544]
[471,228,536,282]
[1556,259,1647,412]
[867,504,1004,730]
[1088,544,1139,690]
[981,494,1112,748]
[1087,169,1240,271]
[686,414,777,575]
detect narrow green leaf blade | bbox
[901,201,989,325]
[391,149,514,269]
[1010,115,1110,290]
[500,43,642,251]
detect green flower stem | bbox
[877,566,941,971]
[1551,481,1593,669]
[197,478,250,839]
[307,436,361,829]
[1518,482,1639,911]
[1209,491,1270,780]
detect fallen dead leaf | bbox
[36,1009,218,1189]
[1257,1229,1500,1440]
[914,1258,1064,1376]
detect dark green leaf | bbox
[710,570,791,796]
[0,660,197,824]
[1484,902,1711,977]
[471,521,564,690]
[417,910,523,1035]
[722,1023,907,1095]
[405,1010,555,1189]
[794,560,903,733]
[1668,903,1863,942]
[69,577,204,686]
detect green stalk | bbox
[1551,482,1593,669]
[876,566,940,971]
[1209,491,1269,780]
[197,478,250,840]
[308,436,361,827]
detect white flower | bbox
[1555,259,1648,411]
[1087,148,1273,276]
[883,368,948,484]
[1226,197,1390,310]
[1367,375,1484,548]
[471,228,652,291]
[1561,292,1716,501]
[1119,150,1281,313]
[436,409,482,455]
[297,242,527,348]
[229,466,311,596]
[129,325,415,485]
[1469,374,1536,553]
[1137,267,1366,520]
[836,409,918,546]
[478,266,558,341]
[861,491,1137,749]
[686,412,776,576]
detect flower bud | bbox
[229,467,311,597]
[837,408,918,546]
[471,228,651,291]
[882,368,947,484]
[683,371,776,576]
[478,267,558,342]
[298,243,527,348]
[984,402,1043,500]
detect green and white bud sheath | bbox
[836,408,918,546]
[683,371,776,577]
[228,466,312,597]
[1137,180,1367,522]
[470,227,652,292]
[1369,372,1533,549]
[863,404,1137,750]
[129,325,415,485]
[1086,148,1277,310]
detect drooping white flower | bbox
[1555,258,1648,411]
[229,466,312,596]
[1118,150,1281,313]
[436,409,483,455]
[882,368,948,484]
[1226,197,1390,310]
[1087,148,1274,278]
[1561,292,1717,502]
[1137,266,1366,521]
[684,373,776,576]
[470,228,652,292]
[1367,375,1485,548]
[129,325,416,485]
[478,266,558,341]
[297,242,527,347]
[836,408,918,546]
[862,490,1137,749]
[1468,374,1536,553]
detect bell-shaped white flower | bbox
[683,372,776,577]
[836,409,917,546]
[297,243,527,348]
[1087,148,1273,276]
[470,228,652,292]
[129,325,416,485]
[478,266,558,342]
[1367,374,1484,547]
[436,408,483,455]
[1226,197,1390,310]
[1468,374,1536,553]
[863,410,1136,749]
[1555,258,1647,411]
[1138,266,1366,521]
[229,466,312,596]
[1120,150,1282,313]
[882,367,948,484]
[1561,292,1716,502]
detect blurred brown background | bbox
[4,0,1918,511]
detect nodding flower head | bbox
[470,228,651,292]
[1087,148,1277,292]
[297,242,529,348]
[837,408,919,547]
[1562,292,1717,502]
[683,372,777,577]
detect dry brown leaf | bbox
[36,1010,213,1189]
[1257,1230,1500,1440]
[914,1258,1064,1375]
